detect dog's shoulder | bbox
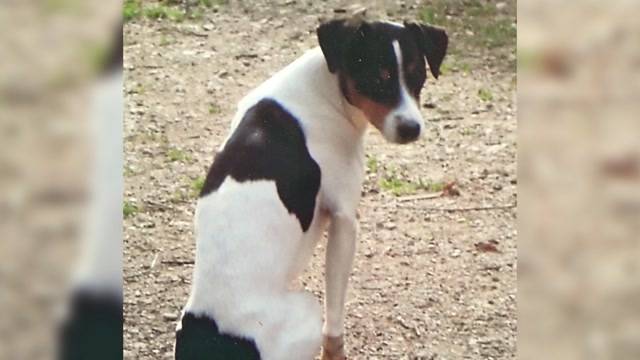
[200,98,321,231]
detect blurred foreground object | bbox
[58,24,123,360]
[519,1,640,359]
[0,1,122,359]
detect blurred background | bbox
[518,1,640,359]
[0,1,121,359]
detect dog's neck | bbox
[239,48,369,140]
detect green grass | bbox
[190,176,206,197]
[144,5,185,21]
[123,0,141,21]
[208,103,222,115]
[124,0,185,22]
[199,0,229,6]
[167,148,190,162]
[125,0,229,23]
[379,172,445,196]
[439,55,471,75]
[123,201,139,218]
[366,156,379,173]
[478,88,494,102]
[482,18,516,49]
[417,0,516,70]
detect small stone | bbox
[163,312,178,321]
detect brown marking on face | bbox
[343,77,393,131]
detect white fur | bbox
[382,40,425,143]
[183,33,422,357]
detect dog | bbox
[175,18,448,360]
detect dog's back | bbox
[176,98,323,359]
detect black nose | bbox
[396,118,420,142]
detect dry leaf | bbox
[475,242,501,253]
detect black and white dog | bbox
[175,18,448,360]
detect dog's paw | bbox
[321,335,346,360]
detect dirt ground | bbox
[123,1,516,359]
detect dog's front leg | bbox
[322,213,357,360]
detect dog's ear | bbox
[317,19,369,73]
[404,21,448,79]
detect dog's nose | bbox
[396,117,420,142]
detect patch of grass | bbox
[123,201,139,218]
[144,5,185,22]
[208,103,221,114]
[190,176,206,197]
[167,148,190,162]
[125,0,226,23]
[417,0,516,70]
[439,55,471,76]
[482,18,516,49]
[366,156,379,173]
[459,61,471,74]
[379,171,445,196]
[123,0,141,22]
[199,0,229,6]
[170,189,189,203]
[478,88,494,102]
[159,35,174,47]
[420,7,438,24]
[187,7,205,20]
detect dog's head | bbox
[317,19,448,144]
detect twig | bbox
[397,192,442,202]
[150,253,159,269]
[421,203,517,212]
[179,29,209,38]
[429,115,464,122]
[234,53,259,60]
[161,259,195,266]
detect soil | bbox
[123,1,517,359]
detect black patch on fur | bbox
[318,19,447,104]
[58,290,123,360]
[200,99,320,232]
[175,312,261,360]
[404,21,448,79]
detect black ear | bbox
[317,19,368,73]
[405,21,448,79]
